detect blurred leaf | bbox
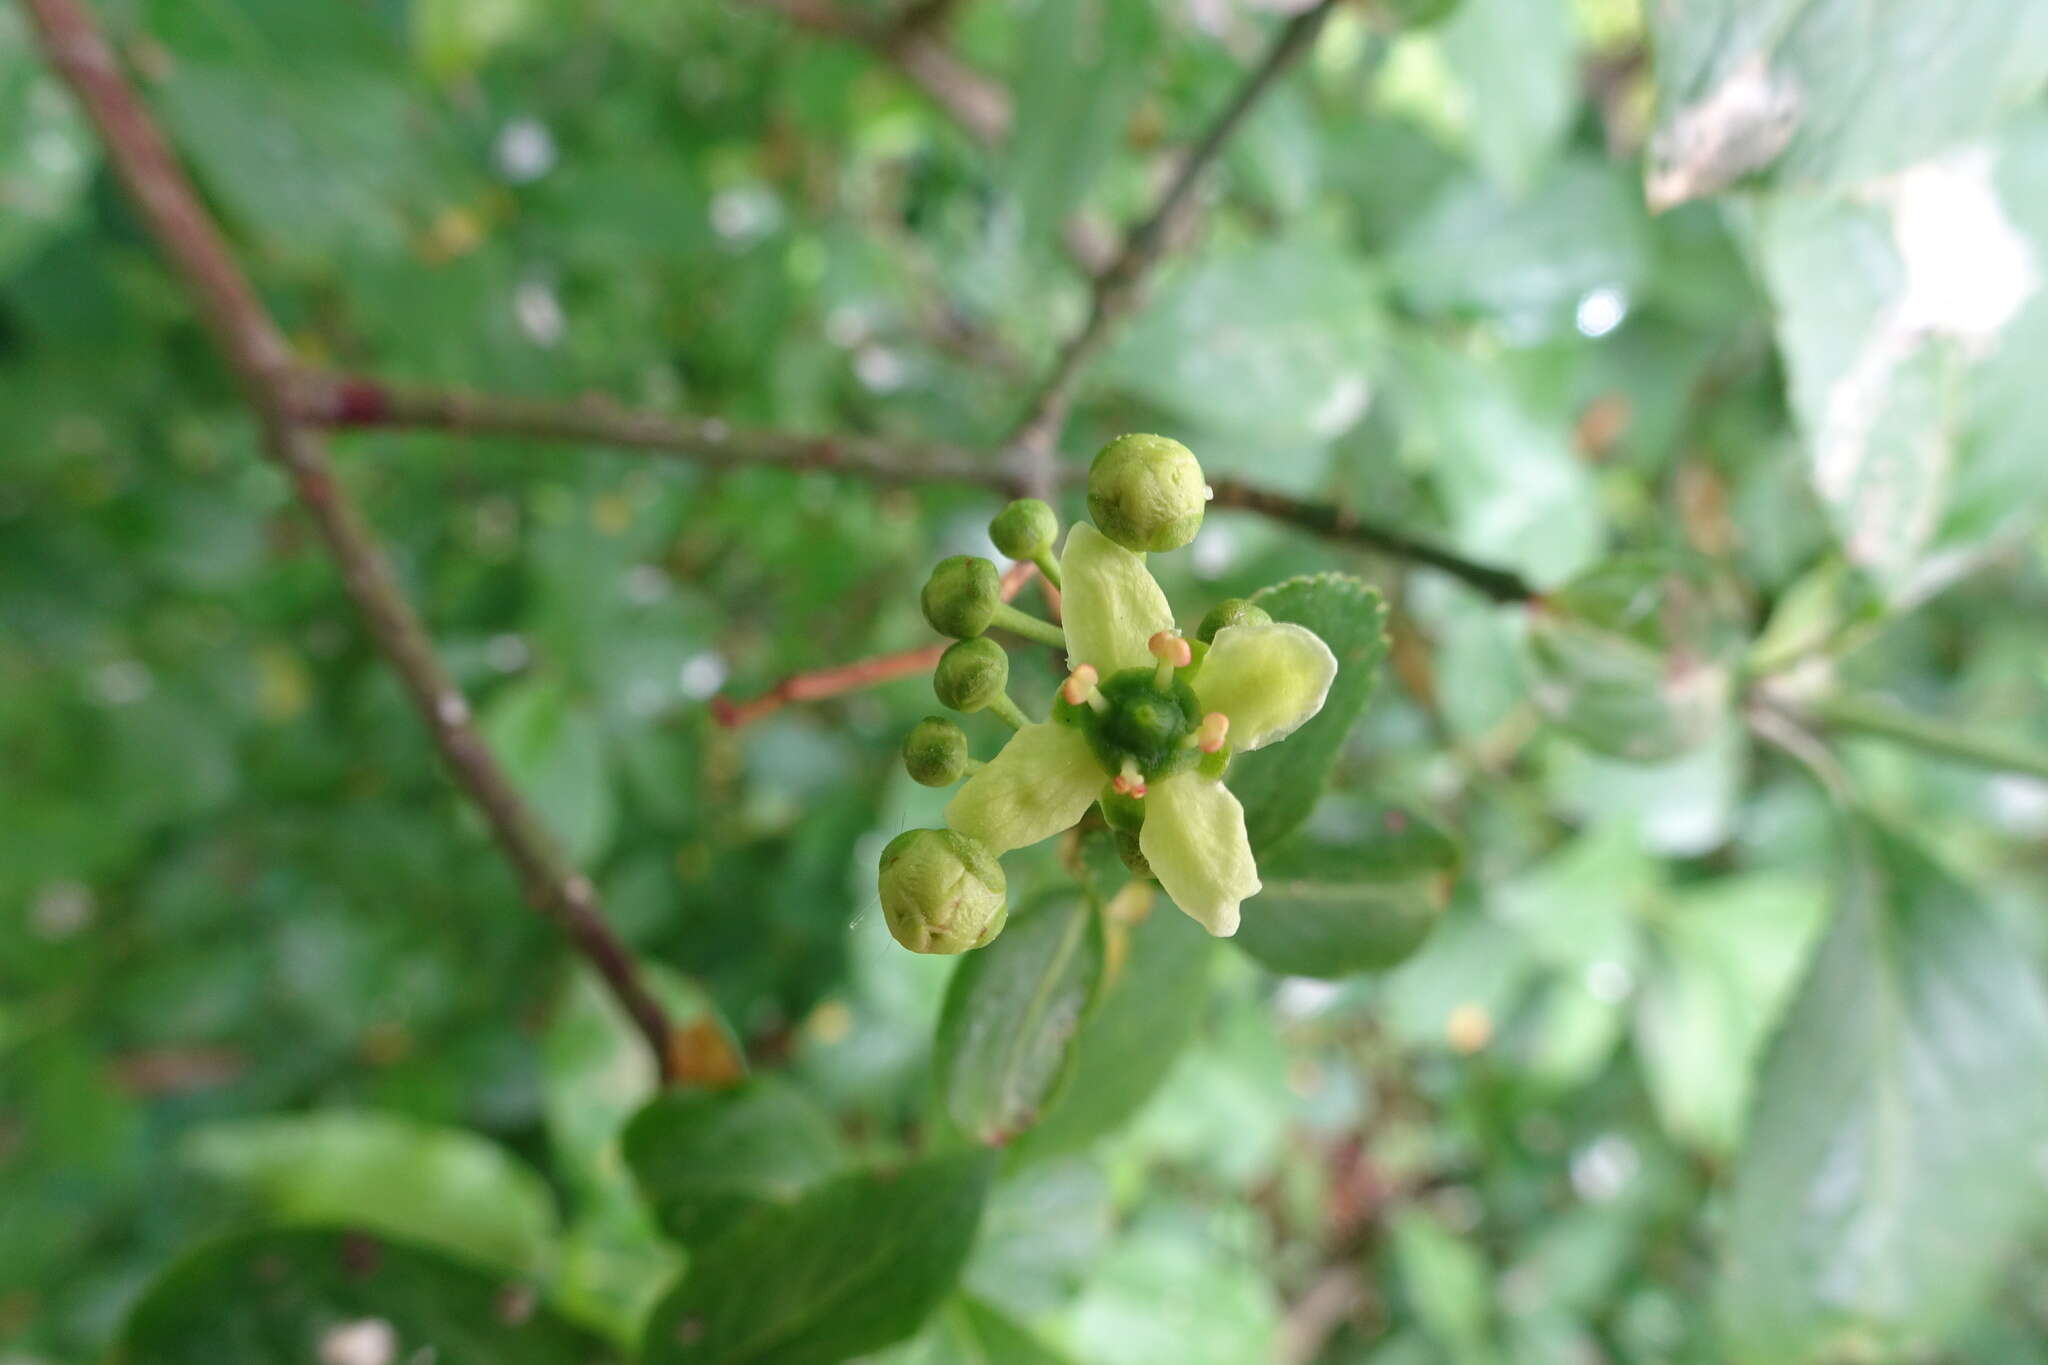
[1066,1222,1280,1365]
[1007,0,1155,241]
[1391,1207,1498,1365]
[112,1228,614,1364]
[1435,0,1578,192]
[0,9,97,276]
[1235,804,1457,978]
[483,678,617,865]
[1720,828,2048,1359]
[1747,115,2048,601]
[1231,573,1389,853]
[1633,874,1829,1153]
[935,894,1104,1147]
[1103,241,1381,445]
[640,1151,995,1365]
[183,1111,557,1276]
[1012,903,1215,1162]
[414,0,542,80]
[1646,0,2048,202]
[1525,554,1744,762]
[1391,158,1652,341]
[879,1297,1075,1365]
[623,1079,845,1246]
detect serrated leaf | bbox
[1228,573,1388,853]
[1235,804,1458,978]
[622,1079,845,1246]
[111,1228,615,1365]
[1719,829,2048,1359]
[1011,902,1215,1162]
[639,1151,995,1365]
[182,1112,557,1277]
[935,894,1104,1147]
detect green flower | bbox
[944,522,1337,937]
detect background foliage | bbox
[5,0,2048,1361]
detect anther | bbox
[1061,664,1100,707]
[1196,711,1230,754]
[1149,630,1190,688]
[1112,759,1147,799]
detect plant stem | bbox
[991,603,1068,650]
[1807,693,2048,783]
[987,694,1030,730]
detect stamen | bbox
[1061,664,1108,713]
[1148,630,1190,689]
[1113,759,1147,799]
[1196,711,1229,754]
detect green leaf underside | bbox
[936,895,1106,1146]
[622,1079,846,1246]
[1228,574,1389,854]
[1235,806,1461,977]
[1720,828,2048,1359]
[639,1151,996,1365]
[112,1228,617,1365]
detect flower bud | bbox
[989,499,1059,560]
[921,555,1002,638]
[903,716,971,786]
[933,637,1009,713]
[878,828,1007,954]
[1196,597,1272,644]
[1087,434,1206,553]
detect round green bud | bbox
[878,828,1008,954]
[934,637,1009,712]
[903,716,971,786]
[922,555,1002,638]
[989,499,1059,560]
[1087,433,1206,553]
[1196,597,1272,644]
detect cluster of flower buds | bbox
[879,434,1337,956]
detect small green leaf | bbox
[1230,573,1389,853]
[1235,804,1459,978]
[1525,554,1744,762]
[182,1112,556,1276]
[1391,1208,1499,1365]
[639,1151,996,1365]
[1012,902,1215,1162]
[622,1080,845,1246]
[112,1228,615,1364]
[1719,828,2048,1359]
[935,894,1104,1146]
[483,678,617,865]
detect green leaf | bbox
[111,1228,616,1365]
[1007,0,1155,241]
[1434,0,1578,193]
[182,1112,557,1276]
[1633,874,1829,1154]
[1011,903,1216,1162]
[622,1079,846,1246]
[1235,804,1458,978]
[639,1151,996,1365]
[0,9,97,278]
[1390,158,1652,339]
[1746,114,2048,600]
[1646,0,2048,202]
[1391,1208,1499,1365]
[881,1297,1076,1365]
[1103,242,1382,447]
[934,894,1104,1146]
[1229,573,1389,853]
[1524,554,1745,762]
[1719,829,2048,1359]
[483,678,617,865]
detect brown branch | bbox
[713,561,1039,728]
[1005,0,1343,493]
[291,372,1534,601]
[743,0,1011,145]
[20,0,717,1087]
[289,371,1020,493]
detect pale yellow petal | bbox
[1058,522,1174,676]
[945,722,1103,854]
[1192,621,1337,751]
[1138,773,1259,937]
